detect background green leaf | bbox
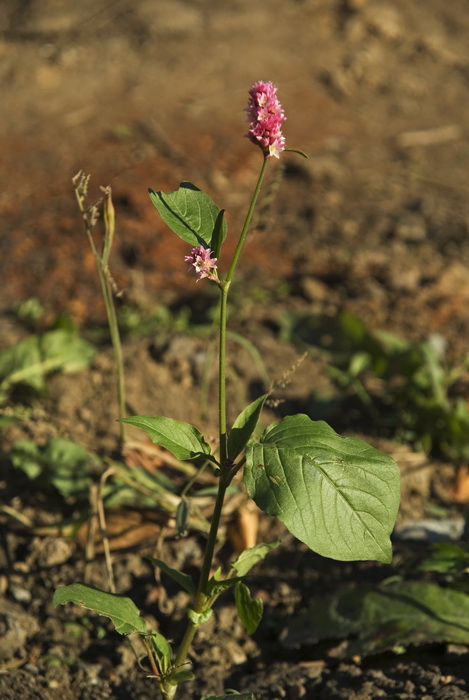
[121,415,211,461]
[11,437,97,498]
[0,329,94,401]
[0,336,42,392]
[282,581,469,657]
[244,415,400,563]
[148,182,227,249]
[53,583,147,635]
[41,329,95,373]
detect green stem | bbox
[163,155,270,700]
[101,274,126,443]
[74,182,127,449]
[218,284,229,467]
[218,155,268,468]
[170,475,228,670]
[180,459,210,499]
[225,156,268,285]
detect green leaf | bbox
[187,608,213,625]
[231,540,281,578]
[201,695,256,700]
[244,415,400,563]
[0,330,95,401]
[53,583,147,635]
[148,182,227,249]
[176,498,190,536]
[167,669,195,685]
[228,395,268,461]
[10,440,43,479]
[284,147,309,158]
[206,576,243,599]
[211,208,226,258]
[151,631,172,675]
[419,543,469,574]
[44,438,97,497]
[0,336,43,392]
[40,329,95,373]
[121,415,211,461]
[282,581,469,657]
[234,582,263,635]
[11,438,97,498]
[147,558,196,597]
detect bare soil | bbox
[2,1,469,698]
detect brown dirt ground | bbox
[2,1,469,698]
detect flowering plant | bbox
[54,82,400,700]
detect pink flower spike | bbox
[245,81,286,158]
[185,245,218,282]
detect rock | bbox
[434,263,469,298]
[301,277,330,303]
[0,598,40,660]
[394,213,427,242]
[365,2,404,41]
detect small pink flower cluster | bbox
[185,245,218,282]
[246,81,286,159]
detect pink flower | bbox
[185,245,218,282]
[245,81,286,158]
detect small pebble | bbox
[11,586,32,603]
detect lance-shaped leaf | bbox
[148,182,227,248]
[167,669,195,685]
[201,695,255,700]
[121,415,211,462]
[53,583,147,635]
[228,394,268,461]
[147,557,196,598]
[211,208,226,259]
[244,416,400,564]
[231,540,281,578]
[176,498,190,537]
[235,582,263,635]
[151,631,172,675]
[206,567,243,598]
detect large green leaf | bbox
[121,415,211,461]
[53,583,147,635]
[244,415,400,563]
[148,182,227,249]
[282,581,469,657]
